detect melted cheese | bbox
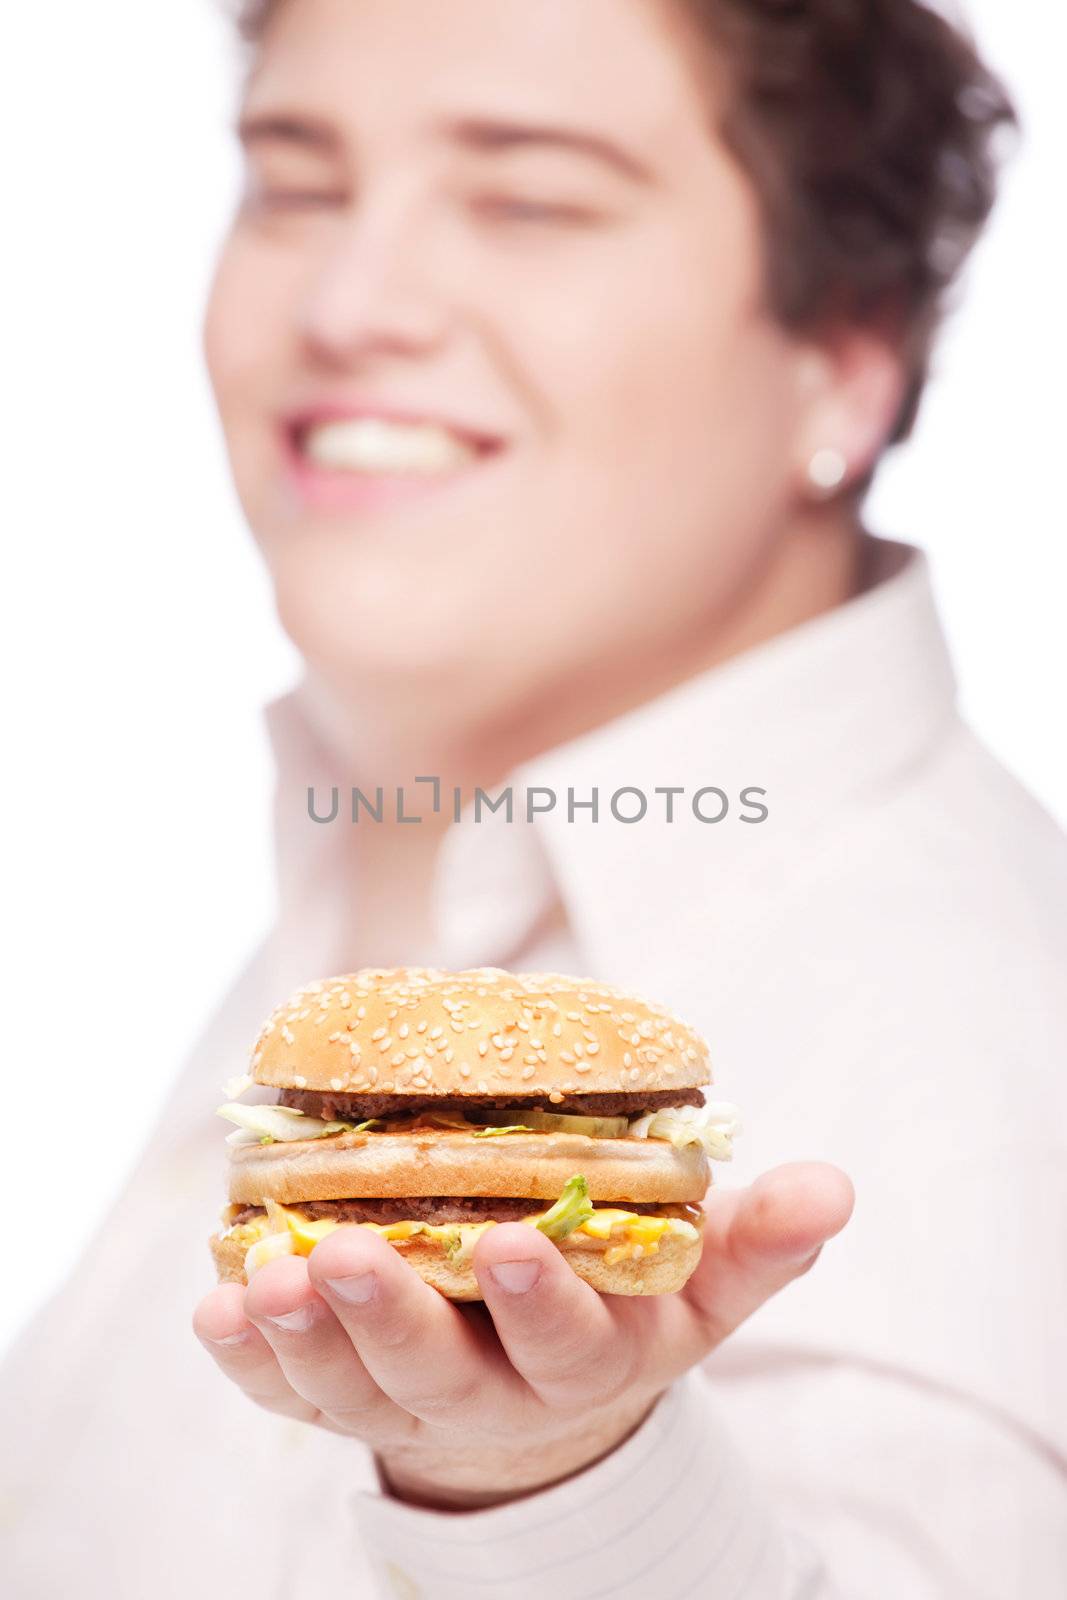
[223,1202,698,1277]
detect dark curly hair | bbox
[229,0,1017,446]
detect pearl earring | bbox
[806,447,848,496]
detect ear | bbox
[791,322,909,500]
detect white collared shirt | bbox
[3,539,1065,1599]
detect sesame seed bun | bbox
[208,1208,706,1300]
[226,1124,710,1206]
[249,967,713,1100]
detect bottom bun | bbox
[209,1216,704,1299]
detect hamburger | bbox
[209,967,740,1298]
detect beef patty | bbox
[230,1195,702,1227]
[278,1085,705,1122]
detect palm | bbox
[193,1162,853,1499]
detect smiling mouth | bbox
[295,416,500,478]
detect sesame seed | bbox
[560,1051,576,1065]
[460,1062,472,1077]
[371,1027,387,1041]
[478,1041,488,1057]
[340,993,351,1008]
[629,1066,641,1081]
[623,1053,633,1067]
[523,1053,538,1065]
[416,1020,428,1033]
[443,1047,454,1063]
[575,1061,592,1073]
[330,1077,342,1090]
[377,1036,393,1052]
[398,1023,409,1038]
[521,1064,537,1079]
[548,1090,564,1104]
[293,1075,307,1088]
[430,1027,443,1040]
[476,1080,488,1093]
[391,1052,405,1067]
[586,1041,600,1055]
[552,1022,562,1036]
[328,1031,342,1043]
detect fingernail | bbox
[489,1259,541,1294]
[324,1272,378,1305]
[211,1329,253,1346]
[264,1305,316,1332]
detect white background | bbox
[2,1,1063,1357]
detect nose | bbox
[295,188,453,366]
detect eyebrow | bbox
[234,108,655,186]
[235,110,341,153]
[441,116,655,186]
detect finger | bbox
[471,1223,639,1415]
[681,1161,854,1351]
[192,1282,320,1424]
[243,1253,416,1446]
[307,1226,523,1431]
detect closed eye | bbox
[245,185,347,213]
[470,194,602,226]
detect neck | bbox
[302,506,866,963]
[456,505,866,795]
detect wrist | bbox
[375,1389,664,1511]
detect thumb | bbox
[682,1161,855,1348]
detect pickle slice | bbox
[490,1107,630,1138]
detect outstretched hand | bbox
[193,1161,853,1509]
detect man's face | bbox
[205,0,812,765]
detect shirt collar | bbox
[264,537,957,991]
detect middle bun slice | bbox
[227,1124,710,1206]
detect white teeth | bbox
[302,417,478,476]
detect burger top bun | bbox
[249,967,712,1100]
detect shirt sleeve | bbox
[350,1367,804,1600]
[348,1352,1067,1600]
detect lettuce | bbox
[627,1100,742,1161]
[531,1175,595,1241]
[216,1102,368,1146]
